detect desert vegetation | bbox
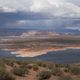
[0,58,80,80]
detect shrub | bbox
[41,63,47,68]
[51,68,63,76]
[0,61,5,68]
[36,62,43,66]
[70,66,80,75]
[0,64,15,80]
[59,75,73,80]
[27,64,33,69]
[4,59,15,67]
[55,64,64,68]
[12,65,28,76]
[37,70,51,80]
[16,61,29,66]
[65,64,70,69]
[63,64,71,73]
[64,68,69,73]
[32,64,39,71]
[47,64,55,70]
[0,65,6,77]
[36,62,47,67]
[3,72,16,80]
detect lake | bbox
[0,49,80,63]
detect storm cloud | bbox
[0,0,80,33]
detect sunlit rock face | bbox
[21,31,60,38]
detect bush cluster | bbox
[12,64,28,77]
[0,63,15,80]
[32,64,39,71]
[59,75,73,80]
[51,67,63,76]
[70,66,80,75]
[37,70,51,80]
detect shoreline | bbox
[3,46,80,57]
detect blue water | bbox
[0,49,80,63]
[34,49,80,63]
[0,50,16,58]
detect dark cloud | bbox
[0,11,52,28]
[0,11,80,35]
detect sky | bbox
[0,0,80,33]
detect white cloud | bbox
[66,26,80,31]
[0,0,80,18]
[16,20,28,24]
[0,6,16,12]
[0,0,31,11]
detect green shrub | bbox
[36,62,47,67]
[37,70,51,80]
[65,64,70,69]
[64,68,69,73]
[32,64,39,71]
[0,62,5,68]
[0,65,6,77]
[47,64,55,70]
[27,64,33,69]
[36,62,43,66]
[70,66,80,75]
[16,61,29,66]
[0,64,15,80]
[41,63,47,68]
[59,75,73,80]
[12,65,28,77]
[4,59,15,67]
[3,72,16,80]
[51,68,63,76]
[55,64,64,68]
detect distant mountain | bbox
[0,29,28,36]
[21,31,60,37]
[0,28,80,36]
